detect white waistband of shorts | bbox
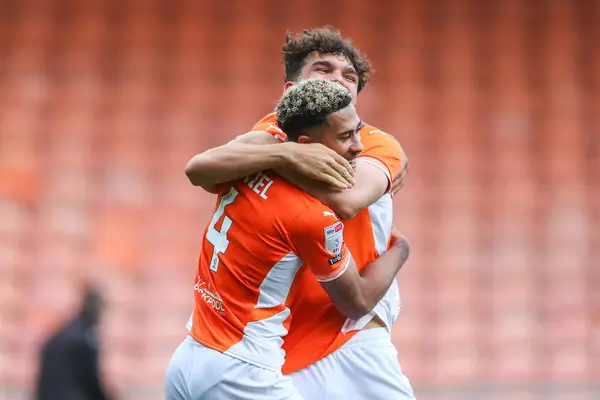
[185,335,201,345]
[184,335,281,373]
[343,327,390,348]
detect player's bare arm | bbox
[279,159,388,220]
[390,147,409,197]
[290,194,410,321]
[185,141,289,189]
[185,136,355,192]
[315,138,408,218]
[232,130,277,145]
[277,128,408,219]
[207,129,406,218]
[320,235,410,320]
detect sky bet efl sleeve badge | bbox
[324,221,344,255]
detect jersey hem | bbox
[223,349,282,372]
[188,332,282,372]
[283,329,360,374]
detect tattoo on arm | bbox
[394,238,410,264]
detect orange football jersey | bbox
[189,171,352,372]
[252,113,405,373]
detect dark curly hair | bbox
[276,78,353,141]
[282,26,373,92]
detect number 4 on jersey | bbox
[206,187,239,272]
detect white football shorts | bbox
[290,327,416,400]
[165,336,303,400]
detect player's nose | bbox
[350,136,364,154]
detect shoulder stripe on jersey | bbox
[225,308,291,371]
[367,195,394,256]
[255,252,303,309]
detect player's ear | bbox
[297,135,312,144]
[283,81,295,92]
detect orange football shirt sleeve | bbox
[288,206,352,282]
[251,113,287,143]
[359,127,406,191]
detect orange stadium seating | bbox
[0,0,598,399]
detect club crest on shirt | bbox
[324,221,344,255]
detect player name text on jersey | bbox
[243,172,274,200]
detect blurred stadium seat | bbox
[0,0,598,399]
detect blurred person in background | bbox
[35,286,112,400]
[166,78,410,400]
[184,27,414,400]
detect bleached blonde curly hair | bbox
[276,78,353,141]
